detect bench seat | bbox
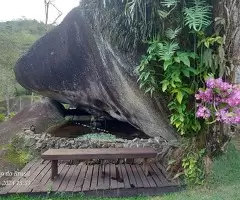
[42,148,157,179]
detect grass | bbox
[1,143,240,200]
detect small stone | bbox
[132,138,139,143]
[60,143,66,148]
[130,143,137,148]
[69,140,75,145]
[34,134,42,138]
[153,143,160,149]
[102,144,108,148]
[143,143,151,148]
[115,143,123,148]
[24,130,34,135]
[154,137,164,143]
[35,142,42,150]
[136,143,143,148]
[148,138,154,143]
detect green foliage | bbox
[0,113,5,122]
[135,0,229,184]
[136,0,226,137]
[0,106,6,113]
[137,38,201,135]
[183,0,212,32]
[182,148,205,185]
[8,112,15,118]
[0,19,52,101]
[167,140,206,185]
[1,136,35,167]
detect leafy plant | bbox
[182,148,205,184]
[183,0,212,32]
[1,136,35,167]
[167,141,206,185]
[8,112,15,119]
[0,113,5,122]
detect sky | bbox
[0,0,80,23]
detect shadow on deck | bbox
[0,159,183,197]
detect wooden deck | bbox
[0,159,182,197]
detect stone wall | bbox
[17,130,178,165]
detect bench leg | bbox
[143,158,149,176]
[51,160,58,179]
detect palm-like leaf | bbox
[183,0,212,32]
[157,41,179,60]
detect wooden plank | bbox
[134,165,150,188]
[136,164,154,188]
[0,159,38,194]
[130,165,144,188]
[42,148,157,160]
[8,159,43,194]
[119,164,131,189]
[125,164,137,188]
[17,161,50,193]
[150,163,170,186]
[102,163,110,190]
[141,164,157,188]
[149,164,164,187]
[65,164,81,192]
[82,165,93,191]
[52,164,70,192]
[32,166,51,192]
[155,162,178,185]
[96,163,105,190]
[74,164,88,192]
[90,164,99,190]
[58,164,76,192]
[116,165,124,189]
[27,161,51,192]
[110,164,118,189]
[33,162,65,192]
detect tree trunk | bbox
[212,0,240,84]
[212,0,240,139]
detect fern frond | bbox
[183,0,212,32]
[165,27,182,40]
[157,41,179,60]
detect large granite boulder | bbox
[14,7,178,141]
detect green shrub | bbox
[9,112,15,118]
[0,113,5,122]
[0,106,6,114]
[1,136,36,167]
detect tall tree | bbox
[212,0,240,84]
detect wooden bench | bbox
[41,148,157,179]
